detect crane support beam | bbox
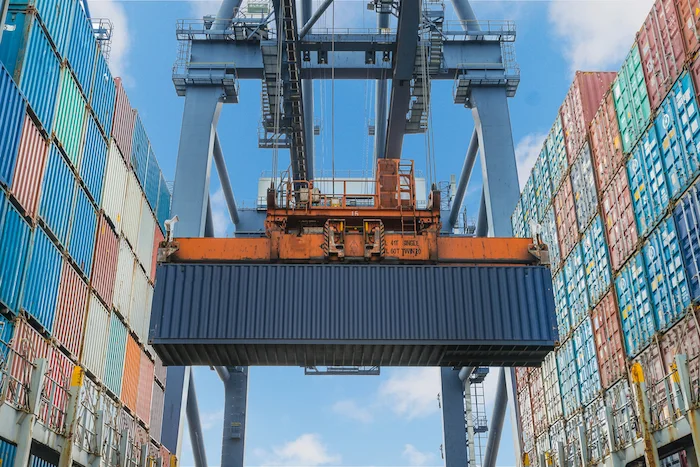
[298,0,333,39]
[483,368,507,467]
[373,11,390,163]
[301,0,315,178]
[213,133,241,226]
[384,0,420,158]
[187,375,209,467]
[475,189,487,237]
[447,128,478,230]
[441,367,469,467]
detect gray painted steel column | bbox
[213,0,243,29]
[221,367,249,467]
[187,376,208,467]
[213,133,240,226]
[301,0,315,179]
[448,128,478,230]
[449,0,478,24]
[441,367,468,467]
[299,0,334,39]
[475,190,487,237]
[205,197,215,238]
[483,368,507,467]
[373,11,390,164]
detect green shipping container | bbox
[612,44,651,154]
[54,66,86,168]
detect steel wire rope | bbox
[271,5,285,189]
[331,0,336,196]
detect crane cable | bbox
[271,4,285,189]
[331,0,336,196]
[419,5,437,187]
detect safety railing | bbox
[279,179,379,210]
[646,371,684,430]
[37,368,70,435]
[75,384,101,454]
[608,387,640,451]
[1,337,34,412]
[175,18,272,41]
[442,20,516,41]
[303,27,396,39]
[689,353,700,407]
[103,411,122,467]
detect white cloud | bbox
[200,409,224,430]
[211,188,231,237]
[514,133,546,189]
[378,368,441,420]
[252,434,341,466]
[331,399,374,423]
[402,444,437,467]
[90,0,131,80]
[548,0,654,73]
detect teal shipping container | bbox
[615,251,655,357]
[581,215,612,307]
[613,44,652,153]
[104,312,127,396]
[547,115,568,193]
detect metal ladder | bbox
[398,161,417,234]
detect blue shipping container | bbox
[674,179,700,301]
[21,224,62,332]
[564,243,589,328]
[615,251,655,357]
[655,71,700,200]
[145,147,160,211]
[542,205,561,273]
[553,270,570,338]
[582,215,612,307]
[10,0,77,57]
[557,337,581,419]
[0,12,60,134]
[571,142,598,232]
[131,114,148,186]
[0,194,31,313]
[0,438,17,467]
[68,185,97,278]
[0,64,25,187]
[29,454,57,467]
[512,197,527,238]
[534,146,552,222]
[66,3,96,97]
[156,172,171,231]
[548,115,568,192]
[80,114,108,206]
[104,311,127,395]
[90,50,115,138]
[643,216,690,331]
[573,317,601,406]
[627,127,670,238]
[39,144,76,246]
[523,173,536,230]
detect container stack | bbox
[512,0,700,464]
[0,0,172,464]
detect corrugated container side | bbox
[633,342,668,427]
[104,311,127,396]
[548,420,566,467]
[122,334,141,411]
[90,50,115,138]
[112,78,134,163]
[602,167,638,272]
[582,215,612,307]
[613,44,652,153]
[554,176,579,260]
[674,179,700,300]
[21,224,62,331]
[129,267,149,343]
[553,271,570,338]
[12,113,48,218]
[533,147,552,222]
[153,350,166,386]
[522,173,536,229]
[92,214,118,306]
[564,413,584,466]
[542,206,561,274]
[152,227,163,280]
[13,0,77,55]
[548,115,569,192]
[512,197,527,239]
[564,244,589,329]
[122,171,142,249]
[0,64,26,187]
[102,140,127,231]
[131,113,149,186]
[627,127,671,238]
[100,393,121,466]
[570,142,598,232]
[655,71,700,199]
[80,114,108,206]
[0,438,17,466]
[9,318,49,406]
[113,237,135,317]
[591,91,625,192]
[605,379,639,449]
[66,3,96,97]
[557,338,581,418]
[560,72,616,163]
[516,367,530,394]
[68,185,97,278]
[639,0,686,110]
[136,350,154,425]
[145,147,160,211]
[530,367,548,436]
[29,455,56,467]
[39,143,76,246]
[543,351,563,424]
[54,66,87,167]
[0,12,60,134]
[39,343,73,431]
[643,216,691,330]
[53,258,88,358]
[573,317,601,406]
[674,0,700,56]
[591,291,626,389]
[661,311,700,380]
[583,398,608,464]
[150,381,164,443]
[615,252,656,357]
[0,196,31,313]
[136,198,155,276]
[518,387,536,458]
[156,172,171,231]
[81,292,110,381]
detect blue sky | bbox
[86,0,653,465]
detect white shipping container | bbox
[81,293,110,381]
[114,237,136,318]
[129,266,149,344]
[564,413,583,467]
[549,420,566,467]
[535,432,551,467]
[584,398,609,464]
[75,375,100,454]
[136,197,155,277]
[122,171,142,249]
[102,141,128,231]
[101,392,121,466]
[605,378,639,450]
[543,352,564,424]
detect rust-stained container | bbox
[136,350,154,425]
[639,0,686,110]
[112,78,135,165]
[122,334,141,412]
[159,446,170,466]
[560,72,617,163]
[530,367,548,437]
[516,367,530,394]
[673,0,700,56]
[591,291,626,389]
[601,167,638,272]
[633,341,671,427]
[91,214,119,306]
[150,381,164,443]
[660,312,700,390]
[554,176,579,261]
[53,259,88,359]
[12,113,47,218]
[152,227,163,281]
[590,91,624,192]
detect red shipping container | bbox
[136,349,154,425]
[554,176,579,260]
[12,113,48,218]
[112,78,135,165]
[160,445,171,466]
[639,0,686,110]
[673,0,700,56]
[689,51,700,102]
[54,259,89,358]
[601,167,638,272]
[591,292,626,389]
[39,345,74,432]
[122,334,141,411]
[151,226,163,281]
[91,214,119,306]
[9,319,49,409]
[560,72,617,164]
[660,312,700,390]
[590,91,624,191]
[530,367,548,437]
[516,367,529,393]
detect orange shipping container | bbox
[590,92,624,192]
[12,113,48,218]
[136,349,154,425]
[673,0,700,57]
[554,176,579,260]
[122,334,141,411]
[591,292,626,389]
[53,259,89,358]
